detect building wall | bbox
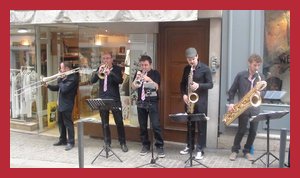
[219,10,290,135]
[220,10,264,133]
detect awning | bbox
[10,10,198,25]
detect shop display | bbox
[10,66,38,119]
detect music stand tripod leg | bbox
[251,113,286,167]
[136,121,165,168]
[87,99,123,164]
[91,146,106,164]
[184,118,194,167]
[184,115,209,168]
[252,152,267,165]
[107,146,123,162]
[136,100,165,168]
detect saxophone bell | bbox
[187,67,199,114]
[250,93,262,107]
[223,80,267,126]
[188,92,199,104]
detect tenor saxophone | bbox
[223,72,267,126]
[187,67,199,114]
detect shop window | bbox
[78,27,155,127]
[263,11,290,105]
[10,26,39,121]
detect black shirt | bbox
[180,62,213,113]
[227,70,265,114]
[133,69,160,102]
[91,65,123,101]
[47,73,79,112]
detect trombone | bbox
[14,67,80,96]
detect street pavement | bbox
[10,129,289,168]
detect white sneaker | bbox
[195,151,204,160]
[180,147,190,155]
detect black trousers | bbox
[231,112,259,154]
[99,105,126,145]
[137,102,164,148]
[57,111,74,144]
[185,119,207,152]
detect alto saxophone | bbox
[223,71,267,126]
[187,67,199,114]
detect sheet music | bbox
[86,98,118,110]
[250,110,289,122]
[169,113,208,122]
[77,117,101,123]
[264,90,286,100]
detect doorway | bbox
[158,20,210,142]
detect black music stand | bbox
[169,113,209,168]
[86,98,123,163]
[136,90,165,168]
[251,111,289,167]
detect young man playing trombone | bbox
[45,61,79,151]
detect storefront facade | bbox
[10,10,290,149]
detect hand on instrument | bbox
[227,104,235,112]
[190,82,199,91]
[42,81,48,87]
[104,67,111,75]
[143,75,152,83]
[183,95,189,105]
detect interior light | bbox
[95,35,102,46]
[17,28,28,33]
[21,39,30,46]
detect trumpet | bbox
[15,68,80,96]
[97,64,108,79]
[133,71,146,88]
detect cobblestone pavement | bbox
[10,130,289,168]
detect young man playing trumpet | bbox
[91,51,128,152]
[132,55,165,158]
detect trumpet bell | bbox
[98,72,106,79]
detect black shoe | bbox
[121,144,128,152]
[140,146,150,156]
[53,141,67,146]
[65,143,74,151]
[157,147,165,158]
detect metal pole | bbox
[279,128,287,168]
[35,26,44,132]
[78,121,84,168]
